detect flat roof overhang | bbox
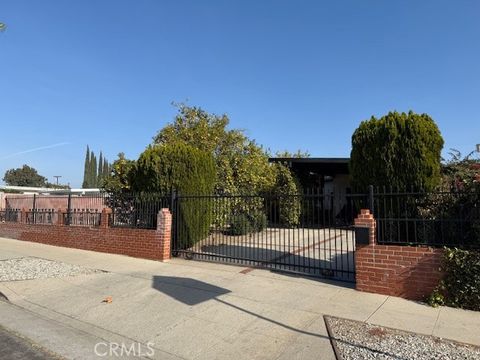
[268,157,350,175]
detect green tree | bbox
[132,143,216,247]
[153,104,274,195]
[3,165,47,187]
[350,111,444,192]
[102,153,136,194]
[82,146,91,188]
[90,152,97,187]
[271,163,302,226]
[103,158,110,178]
[98,152,104,185]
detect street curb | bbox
[324,315,341,360]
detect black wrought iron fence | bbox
[373,187,480,248]
[1,192,173,229]
[26,209,57,225]
[109,193,171,229]
[65,209,102,227]
[172,190,369,282]
[0,208,20,223]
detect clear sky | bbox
[1,1,479,187]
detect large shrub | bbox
[154,104,276,232]
[154,104,275,196]
[350,111,444,192]
[132,143,216,248]
[428,248,480,311]
[271,163,302,227]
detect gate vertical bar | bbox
[368,185,374,214]
[170,190,177,255]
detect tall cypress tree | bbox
[103,158,109,178]
[92,153,98,187]
[88,152,96,187]
[82,146,91,188]
[98,152,104,185]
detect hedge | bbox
[132,143,216,248]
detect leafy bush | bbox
[229,210,267,235]
[271,163,302,227]
[427,248,480,311]
[248,210,267,232]
[132,143,216,248]
[230,213,252,235]
[350,111,444,192]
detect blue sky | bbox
[1,1,479,187]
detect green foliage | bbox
[427,248,480,311]
[90,152,97,186]
[82,146,90,188]
[83,146,110,188]
[442,149,480,190]
[3,165,47,187]
[230,213,252,236]
[416,151,480,247]
[45,182,70,189]
[350,111,444,192]
[153,103,274,195]
[230,210,267,236]
[271,163,302,227]
[98,152,104,185]
[102,153,136,194]
[249,210,267,232]
[132,143,216,247]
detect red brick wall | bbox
[354,209,444,300]
[0,209,172,261]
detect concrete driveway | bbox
[0,237,479,359]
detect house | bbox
[268,157,352,219]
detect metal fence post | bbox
[66,193,72,225]
[368,185,374,214]
[32,194,36,224]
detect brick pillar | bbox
[354,209,376,245]
[100,208,111,229]
[156,208,172,261]
[354,209,380,293]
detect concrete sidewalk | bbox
[0,237,479,359]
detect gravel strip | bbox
[325,316,480,360]
[0,257,102,282]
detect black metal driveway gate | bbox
[171,191,368,283]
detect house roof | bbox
[268,157,350,174]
